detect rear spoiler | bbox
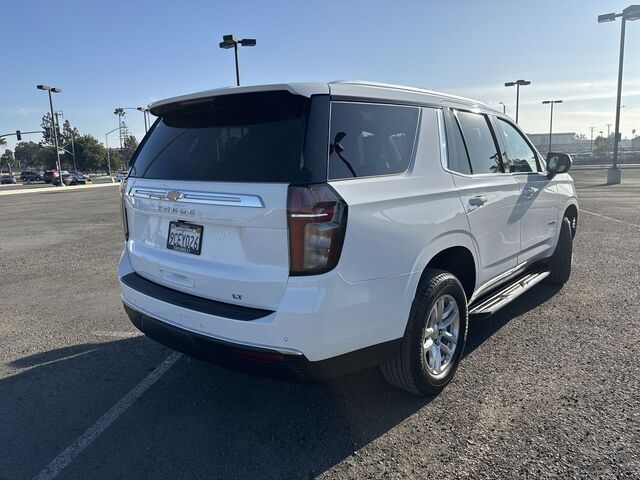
[149,83,329,117]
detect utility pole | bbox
[114,108,125,149]
[607,123,612,138]
[70,131,76,171]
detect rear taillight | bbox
[287,184,348,275]
[119,180,129,240]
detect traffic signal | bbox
[16,130,21,141]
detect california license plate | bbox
[166,221,203,255]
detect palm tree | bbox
[114,108,126,149]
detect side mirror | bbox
[546,152,572,178]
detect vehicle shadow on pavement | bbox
[3,285,561,479]
[465,283,562,357]
[1,336,429,479]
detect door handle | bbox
[522,186,536,198]
[468,195,488,207]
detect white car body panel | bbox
[119,81,578,367]
[124,179,290,310]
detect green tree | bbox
[73,134,105,171]
[15,141,46,169]
[60,120,79,146]
[59,120,79,169]
[122,134,139,167]
[1,149,15,173]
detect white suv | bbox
[118,81,578,395]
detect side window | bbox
[328,102,419,180]
[496,118,540,173]
[455,110,502,174]
[443,109,472,175]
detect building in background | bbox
[527,132,585,154]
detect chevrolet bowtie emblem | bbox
[166,191,184,202]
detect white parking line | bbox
[0,182,118,197]
[580,209,639,228]
[92,331,142,338]
[32,352,182,480]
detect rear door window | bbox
[129,92,327,183]
[328,102,419,180]
[443,109,472,175]
[455,110,503,174]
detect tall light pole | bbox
[105,127,119,176]
[504,79,531,123]
[218,34,257,86]
[499,101,506,114]
[598,5,640,184]
[606,123,612,138]
[542,100,563,155]
[36,84,64,186]
[137,107,150,133]
[590,126,595,152]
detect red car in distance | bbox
[43,170,60,183]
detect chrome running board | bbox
[469,268,550,318]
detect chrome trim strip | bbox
[129,187,264,208]
[471,261,528,303]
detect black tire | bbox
[380,269,468,396]
[548,217,572,285]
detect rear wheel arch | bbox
[422,246,476,301]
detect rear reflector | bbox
[235,349,285,363]
[119,180,129,240]
[287,184,347,275]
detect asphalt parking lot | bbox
[1,169,639,480]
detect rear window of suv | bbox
[129,91,328,183]
[328,102,420,180]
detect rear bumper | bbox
[123,302,400,382]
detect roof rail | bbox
[329,80,487,106]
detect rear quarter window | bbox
[328,102,419,180]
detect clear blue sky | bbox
[2,0,639,152]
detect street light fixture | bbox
[598,4,640,184]
[504,79,531,123]
[36,84,64,186]
[136,107,151,133]
[542,100,563,155]
[117,106,150,134]
[498,101,506,114]
[218,34,257,86]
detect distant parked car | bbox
[20,171,43,182]
[67,172,92,185]
[1,174,17,184]
[52,172,72,186]
[43,170,60,183]
[115,170,129,182]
